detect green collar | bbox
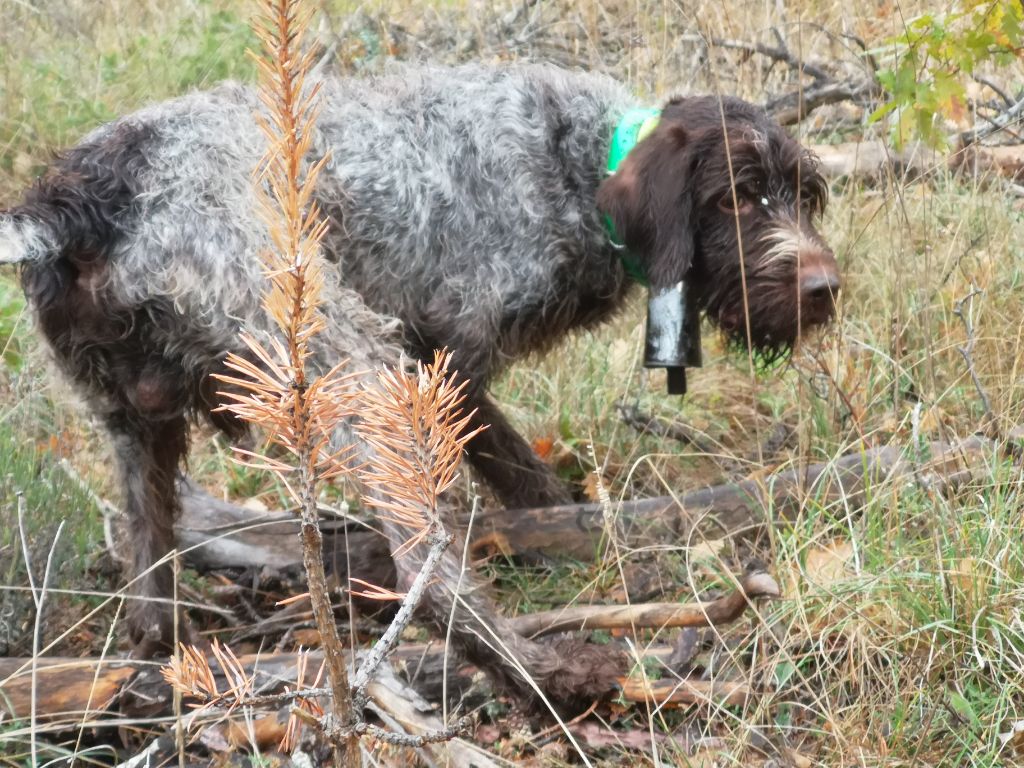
[604,107,661,285]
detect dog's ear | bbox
[597,123,697,287]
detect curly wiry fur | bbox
[1,63,838,706]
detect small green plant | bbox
[871,0,1023,147]
[0,277,27,371]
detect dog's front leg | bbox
[463,391,573,509]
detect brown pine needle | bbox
[348,578,407,602]
[355,350,486,554]
[276,592,311,607]
[280,650,327,752]
[161,640,256,714]
[162,643,219,705]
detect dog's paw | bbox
[535,638,626,709]
[127,604,192,658]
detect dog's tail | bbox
[0,213,58,266]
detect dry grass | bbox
[1,0,1024,766]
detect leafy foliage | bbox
[871,0,1023,147]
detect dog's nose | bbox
[801,270,841,305]
[799,251,841,309]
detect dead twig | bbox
[618,676,751,708]
[512,571,779,637]
[615,400,716,453]
[678,31,881,125]
[767,78,880,125]
[679,32,831,81]
[952,284,1000,438]
[350,528,452,709]
[959,94,1024,146]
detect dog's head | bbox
[597,95,838,361]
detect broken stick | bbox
[512,572,780,637]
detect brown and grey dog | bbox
[0,63,838,705]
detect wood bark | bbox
[0,647,451,727]
[511,572,779,637]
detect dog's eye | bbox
[718,193,754,215]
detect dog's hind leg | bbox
[105,409,191,656]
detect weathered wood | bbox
[0,650,493,768]
[365,665,502,768]
[772,80,878,126]
[0,645,457,726]
[0,640,752,731]
[176,437,995,569]
[1,575,774,726]
[0,657,140,724]
[462,437,993,560]
[618,676,751,708]
[811,140,1024,183]
[175,479,350,572]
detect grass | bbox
[1,0,1024,765]
[0,0,256,193]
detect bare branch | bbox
[953,285,1000,438]
[351,528,452,708]
[615,400,716,453]
[327,716,471,748]
[959,94,1024,145]
[619,676,751,708]
[680,33,832,82]
[767,79,880,125]
[512,571,779,637]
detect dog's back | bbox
[3,63,634,382]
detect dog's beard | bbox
[699,282,822,372]
[721,323,795,371]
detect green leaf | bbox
[947,689,982,731]
[773,660,797,688]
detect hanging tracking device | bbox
[605,107,703,395]
[644,280,702,395]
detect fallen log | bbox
[0,648,494,768]
[810,140,1024,184]
[175,436,994,569]
[0,644,752,732]
[0,648,397,724]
